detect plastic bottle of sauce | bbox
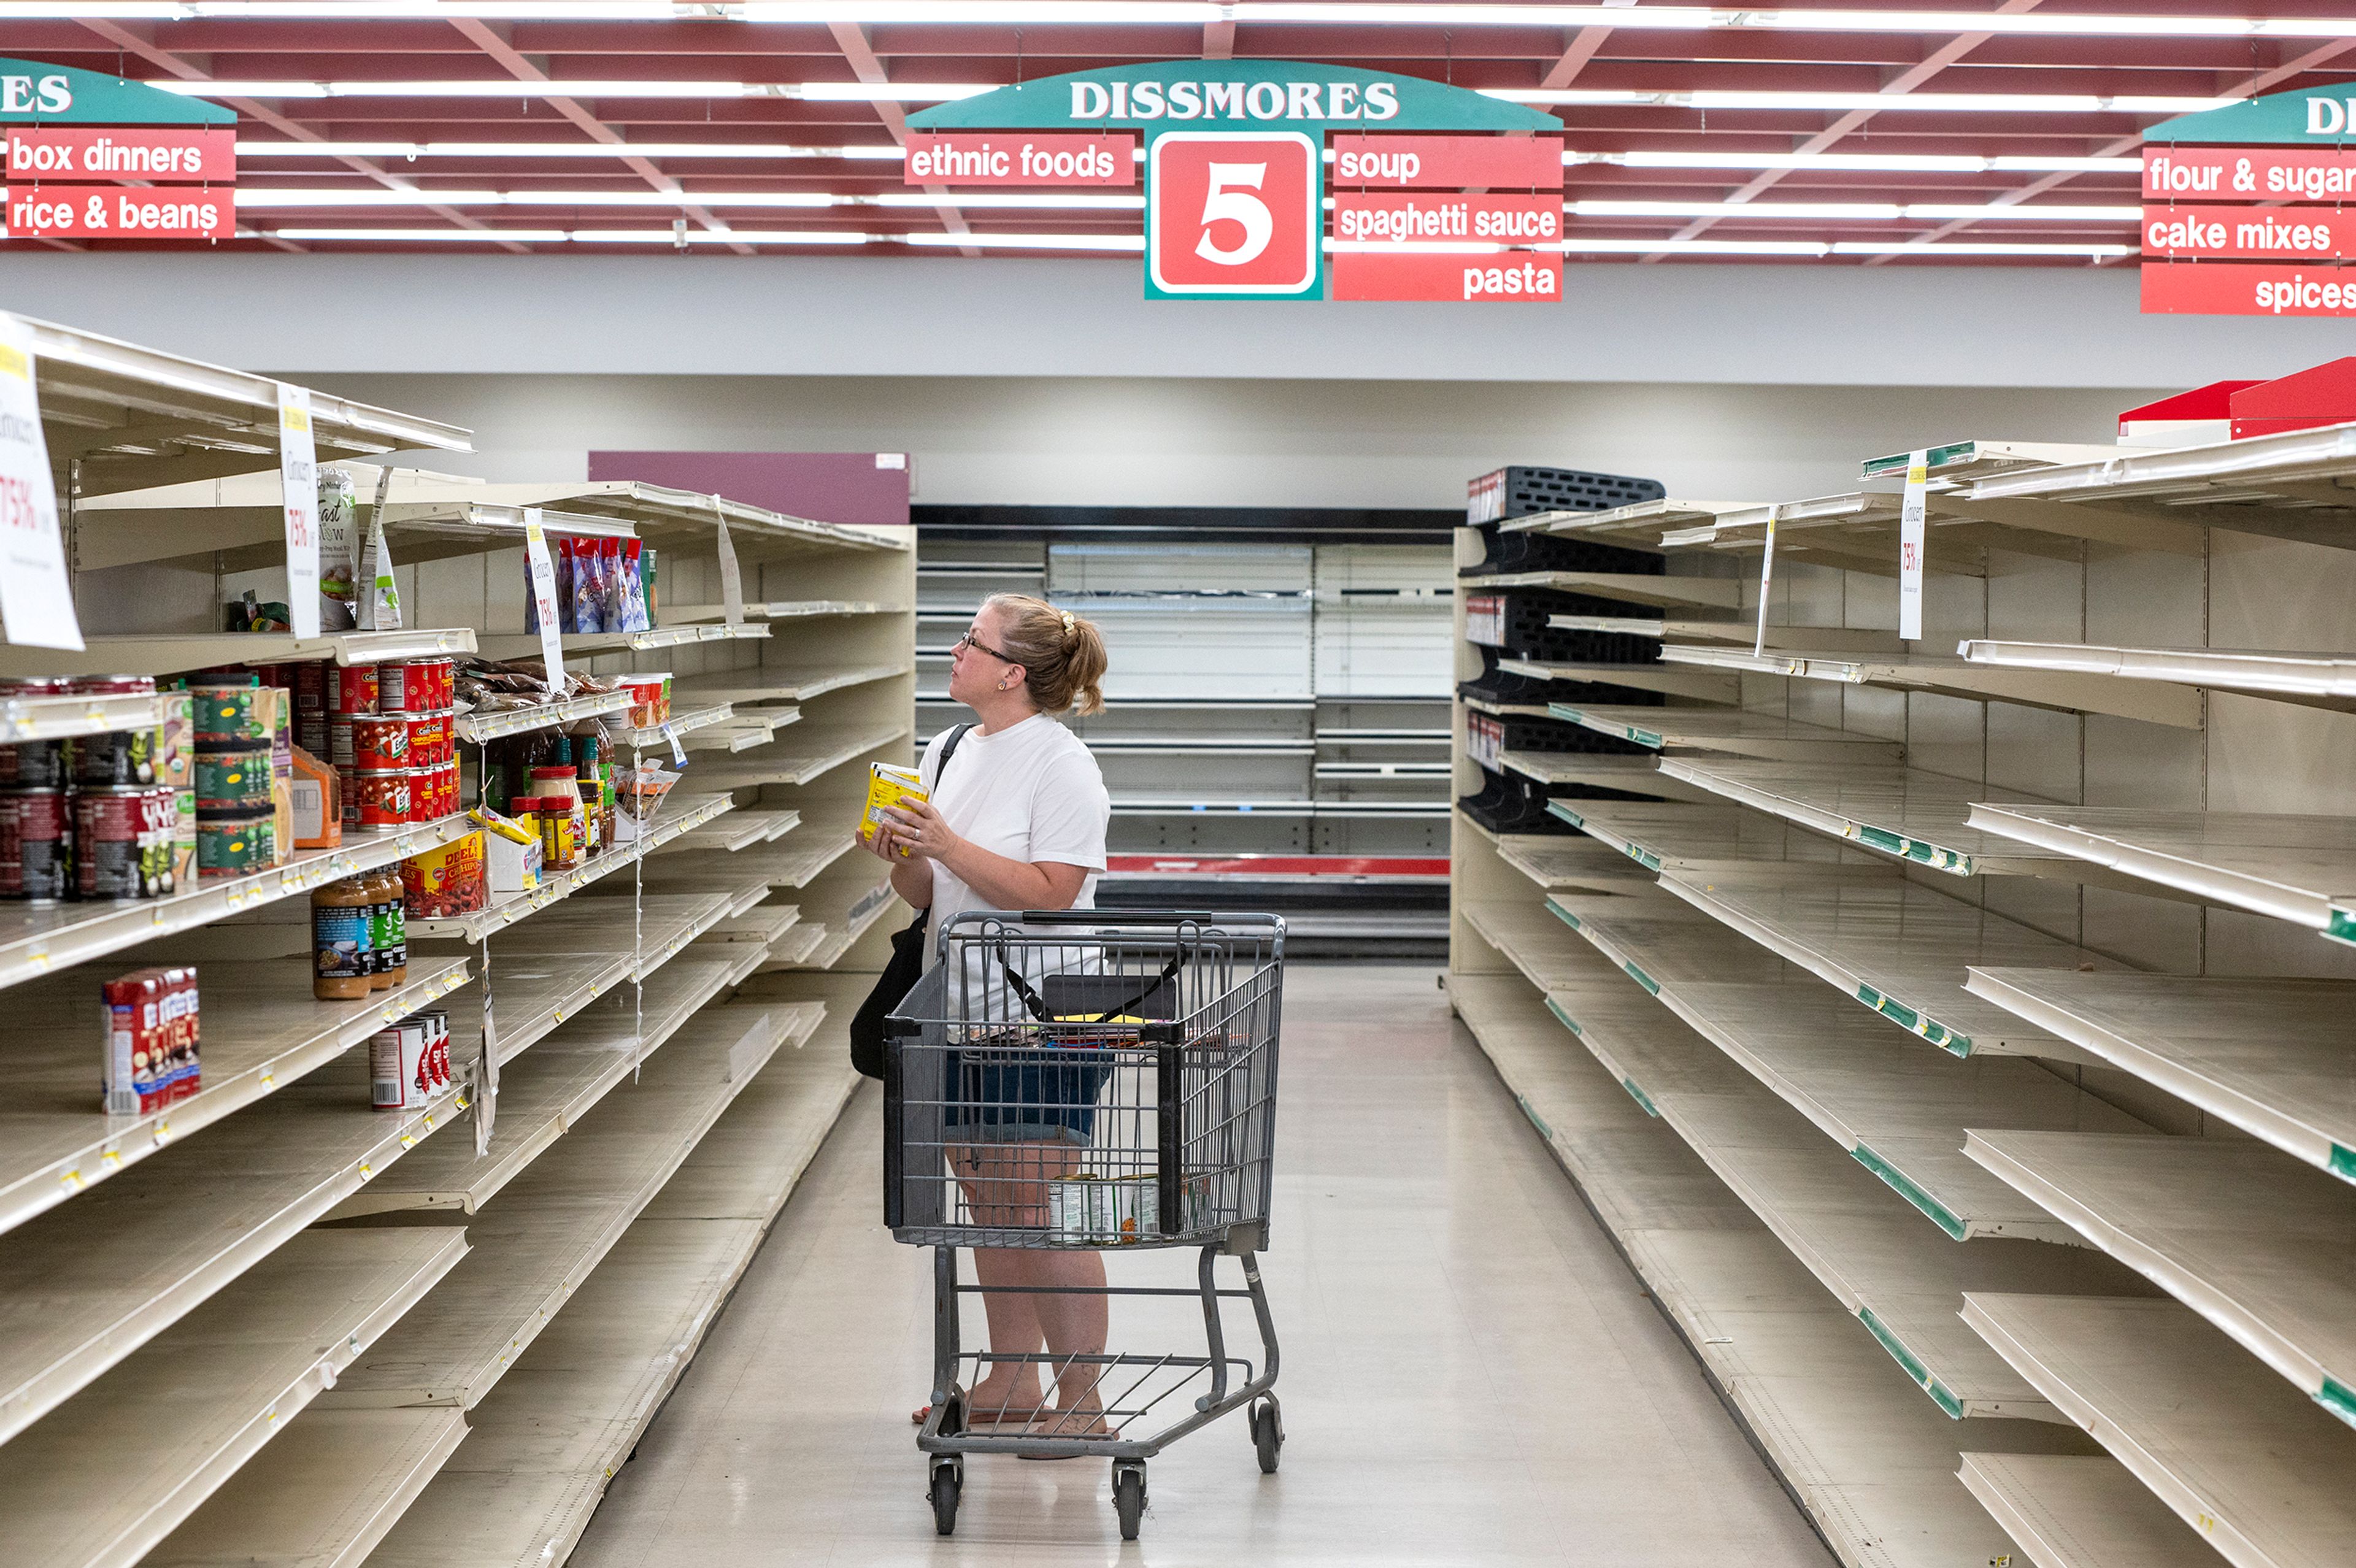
[312,877,376,1001]
[369,867,407,989]
[531,758,585,869]
[572,732,604,856]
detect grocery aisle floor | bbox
[571,964,1830,1566]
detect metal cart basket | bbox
[884,909,1287,1540]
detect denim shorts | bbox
[941,1047,1108,1145]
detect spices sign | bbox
[909,61,1563,303]
[2142,86,2356,317]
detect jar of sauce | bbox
[312,877,375,1000]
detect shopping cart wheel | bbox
[930,1460,961,1536]
[1112,1461,1147,1541]
[1250,1399,1284,1474]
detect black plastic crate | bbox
[1458,648,1668,709]
[1493,593,1663,665]
[1462,528,1662,581]
[1468,465,1667,523]
[1457,769,1568,834]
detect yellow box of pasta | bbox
[859,762,925,856]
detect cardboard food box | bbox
[860,762,925,854]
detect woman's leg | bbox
[950,1145,1044,1418]
[1025,1247,1111,1431]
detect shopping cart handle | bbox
[1018,909,1215,925]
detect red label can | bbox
[75,786,167,901]
[293,659,326,715]
[354,768,409,829]
[333,664,379,717]
[0,788,70,900]
[349,713,410,771]
[404,710,452,769]
[369,1020,433,1110]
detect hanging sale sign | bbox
[277,383,320,640]
[0,314,84,652]
[523,509,567,691]
[1897,452,1927,642]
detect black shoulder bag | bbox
[848,723,971,1079]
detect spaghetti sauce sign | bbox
[0,60,237,244]
[907,61,1565,302]
[2142,87,2356,317]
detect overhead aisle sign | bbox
[906,61,1564,302]
[0,58,237,244]
[2142,87,2356,317]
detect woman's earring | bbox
[996,679,1009,691]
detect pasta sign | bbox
[906,61,1565,302]
[2142,86,2356,317]
[0,58,237,245]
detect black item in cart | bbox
[885,910,1287,1540]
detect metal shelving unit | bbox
[1548,702,1904,762]
[1545,798,1823,872]
[1461,570,1742,610]
[0,309,909,1568]
[692,718,914,790]
[1956,1453,2228,1568]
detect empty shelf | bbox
[658,806,800,853]
[665,598,904,622]
[1957,1453,2228,1568]
[1957,640,2356,716]
[1544,890,1793,996]
[0,1053,468,1448]
[1499,750,1720,802]
[761,875,898,972]
[1462,901,1611,993]
[1660,861,2109,1058]
[1550,980,2127,1421]
[325,997,803,1413]
[0,956,470,1236]
[1549,798,1825,871]
[1968,969,2356,1183]
[703,902,801,947]
[674,661,910,704]
[1965,804,2356,936]
[1664,757,2081,878]
[1963,1292,2356,1568]
[1493,834,1657,894]
[1549,703,1906,762]
[360,1041,859,1568]
[765,921,829,967]
[655,832,858,892]
[1461,571,1742,610]
[142,1407,469,1568]
[1664,982,2144,1242]
[694,719,912,789]
[0,1228,466,1568]
[333,955,757,1217]
[1451,972,2098,1567]
[1663,644,2203,729]
[472,623,769,661]
[1968,1131,2356,1428]
[0,688,169,744]
[1493,660,1741,702]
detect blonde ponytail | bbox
[983,593,1107,717]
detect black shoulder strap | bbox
[926,722,972,790]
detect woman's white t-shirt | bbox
[918,713,1111,971]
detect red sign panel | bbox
[6,126,234,184]
[1331,193,1560,247]
[2141,263,2356,317]
[2,185,233,241]
[2142,204,2356,260]
[2145,145,2356,204]
[1330,249,1562,302]
[1147,131,1319,297]
[1329,134,1563,190]
[904,133,1131,187]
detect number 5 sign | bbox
[1147,131,1320,299]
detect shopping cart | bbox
[884,909,1287,1540]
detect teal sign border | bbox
[0,58,233,126]
[2147,83,2356,147]
[911,60,1557,302]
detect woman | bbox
[866,592,1114,1439]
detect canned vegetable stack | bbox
[0,675,188,903]
[188,676,293,878]
[326,658,460,831]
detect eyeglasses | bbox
[955,628,1019,664]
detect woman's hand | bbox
[877,797,964,863]
[859,820,907,863]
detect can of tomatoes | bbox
[349,713,410,771]
[0,788,70,901]
[354,768,410,831]
[333,664,379,717]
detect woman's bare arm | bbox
[879,797,1089,911]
